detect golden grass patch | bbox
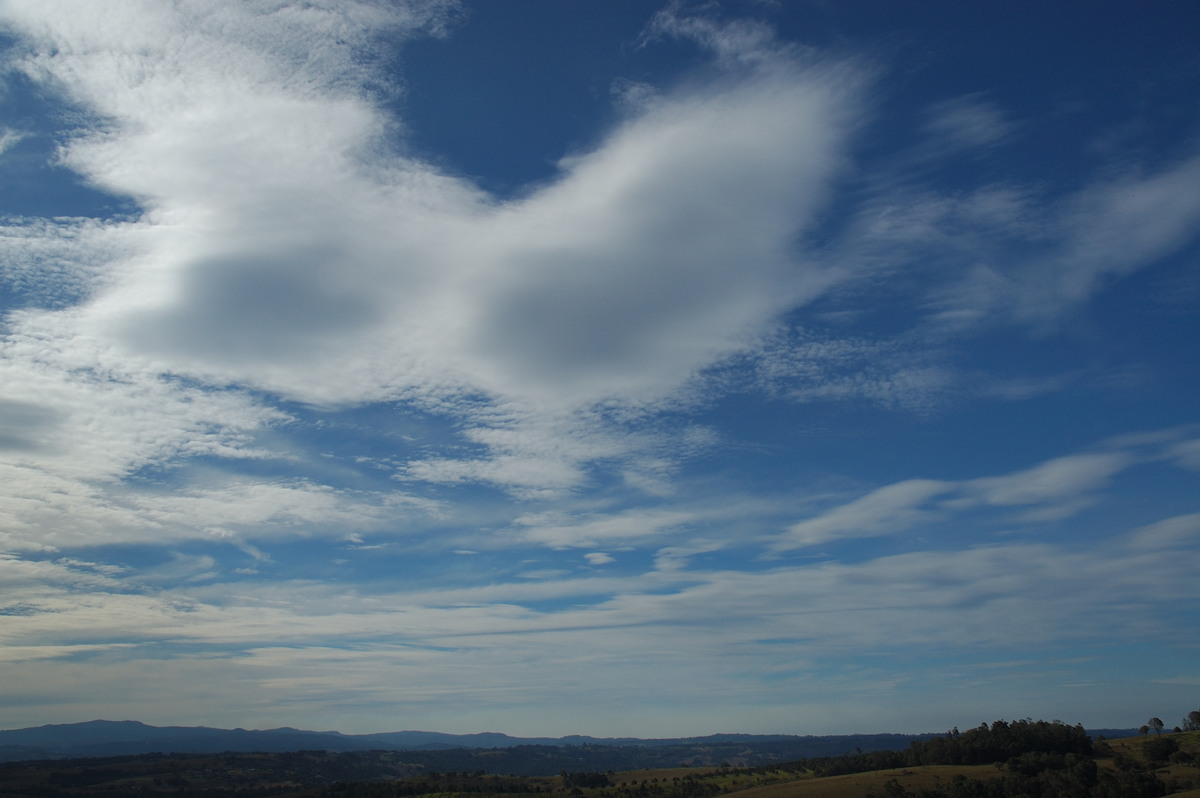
[720,764,1003,798]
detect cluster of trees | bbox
[860,711,1200,798]
[745,719,1096,779]
[1140,709,1200,735]
[904,720,1094,767]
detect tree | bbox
[1147,717,1164,735]
[1143,735,1178,763]
[1184,710,1200,732]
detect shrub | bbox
[1142,736,1179,764]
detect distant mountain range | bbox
[0,720,909,764]
[0,720,1139,769]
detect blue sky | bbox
[0,0,1198,738]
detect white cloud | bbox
[451,69,853,407]
[0,0,867,505]
[0,218,127,310]
[1166,437,1200,470]
[0,325,283,482]
[46,2,851,413]
[799,93,1200,350]
[131,480,400,539]
[1128,513,1200,550]
[1,1,1193,521]
[515,507,699,549]
[643,5,787,68]
[963,452,1131,513]
[775,448,1143,551]
[975,372,1078,401]
[2,518,1194,732]
[397,409,627,498]
[927,154,1200,329]
[7,526,1189,657]
[920,95,1013,152]
[653,540,725,572]
[741,330,958,411]
[0,126,25,155]
[776,479,949,551]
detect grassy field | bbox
[699,730,1200,798]
[608,767,723,784]
[1104,729,1200,758]
[1101,729,1200,795]
[719,764,1004,798]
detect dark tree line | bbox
[903,719,1094,767]
[759,718,1187,798]
[858,714,1200,798]
[741,718,1096,779]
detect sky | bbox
[0,0,1198,739]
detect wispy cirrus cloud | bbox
[922,154,1200,329]
[776,478,950,551]
[772,438,1180,552]
[920,94,1014,152]
[961,452,1130,520]
[1,508,1194,732]
[515,507,700,550]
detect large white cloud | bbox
[0,0,872,514]
[2,0,859,411]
